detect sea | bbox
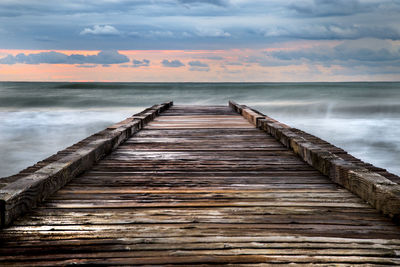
[1,82,399,178]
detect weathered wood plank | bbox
[1,102,399,265]
[230,101,400,223]
[0,102,173,227]
[1,255,400,266]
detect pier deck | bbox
[1,104,400,265]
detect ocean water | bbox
[1,82,399,177]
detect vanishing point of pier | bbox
[0,101,399,265]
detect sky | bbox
[0,0,399,82]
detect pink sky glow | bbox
[0,43,398,82]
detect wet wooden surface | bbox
[1,105,400,266]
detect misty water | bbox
[1,82,399,177]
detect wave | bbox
[1,82,400,177]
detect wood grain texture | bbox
[0,103,399,266]
[0,102,173,227]
[229,101,400,223]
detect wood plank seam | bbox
[0,101,173,228]
[1,103,400,265]
[229,100,400,223]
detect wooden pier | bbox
[1,102,400,265]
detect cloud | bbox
[241,54,302,67]
[333,39,400,62]
[289,0,368,17]
[267,38,400,67]
[178,0,228,6]
[224,69,242,74]
[76,64,98,68]
[80,25,120,36]
[188,60,208,67]
[162,59,185,67]
[188,60,210,71]
[262,24,400,40]
[34,36,55,43]
[206,55,224,60]
[129,31,174,39]
[231,38,400,72]
[90,50,130,64]
[189,67,210,72]
[148,31,174,38]
[195,28,231,37]
[225,62,243,66]
[132,59,150,67]
[1,0,400,51]
[0,50,129,65]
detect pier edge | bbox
[0,101,173,227]
[229,100,400,224]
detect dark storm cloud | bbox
[161,59,185,67]
[0,50,129,65]
[1,0,400,50]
